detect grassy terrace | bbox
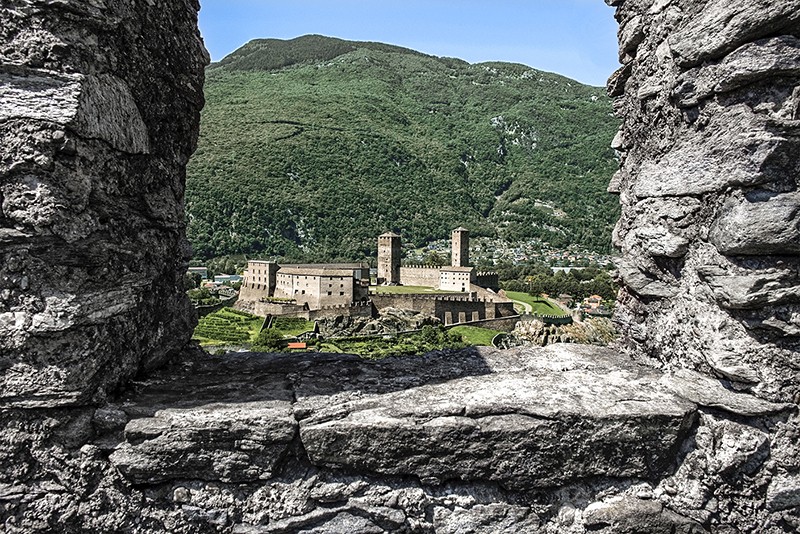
[271,317,315,337]
[504,291,569,316]
[193,308,263,346]
[193,309,316,347]
[371,285,461,295]
[448,326,503,347]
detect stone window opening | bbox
[4,4,799,533]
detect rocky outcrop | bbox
[0,1,206,406]
[512,316,617,346]
[609,0,800,403]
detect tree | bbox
[253,329,285,352]
[184,272,202,289]
[424,251,446,267]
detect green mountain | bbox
[186,35,620,261]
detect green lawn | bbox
[271,316,315,337]
[372,285,461,295]
[505,291,569,316]
[318,326,465,359]
[449,326,503,347]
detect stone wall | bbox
[237,300,308,318]
[372,293,516,326]
[0,0,206,407]
[607,0,800,529]
[609,0,800,403]
[307,300,374,321]
[2,1,800,533]
[399,265,441,287]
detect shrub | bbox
[252,329,285,352]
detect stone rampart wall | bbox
[0,0,206,407]
[399,266,441,287]
[610,0,800,403]
[308,301,375,321]
[607,0,800,529]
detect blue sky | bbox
[198,0,620,87]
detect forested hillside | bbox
[186,35,619,261]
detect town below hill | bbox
[186,228,618,357]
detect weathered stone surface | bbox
[660,368,791,417]
[103,347,696,492]
[611,0,800,403]
[698,266,800,310]
[298,346,696,490]
[631,106,785,198]
[582,496,703,533]
[0,0,206,408]
[669,0,800,67]
[623,224,690,258]
[674,36,800,107]
[108,354,297,484]
[768,473,800,511]
[608,2,800,528]
[657,413,771,526]
[616,258,678,299]
[710,191,800,256]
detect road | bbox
[509,298,533,314]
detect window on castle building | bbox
[339,292,344,296]
[327,291,332,296]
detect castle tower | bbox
[451,227,470,267]
[377,232,401,285]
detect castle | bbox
[237,261,370,317]
[236,228,513,325]
[378,227,499,292]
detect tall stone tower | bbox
[377,232,401,285]
[451,227,470,267]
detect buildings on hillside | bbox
[378,227,499,292]
[239,262,369,311]
[236,228,515,326]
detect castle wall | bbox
[399,266,441,287]
[0,0,206,408]
[238,301,309,319]
[605,0,800,529]
[611,0,800,403]
[371,293,513,326]
[371,294,439,316]
[239,260,278,302]
[475,272,500,291]
[307,301,374,321]
[274,272,355,310]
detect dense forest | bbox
[186,35,620,261]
